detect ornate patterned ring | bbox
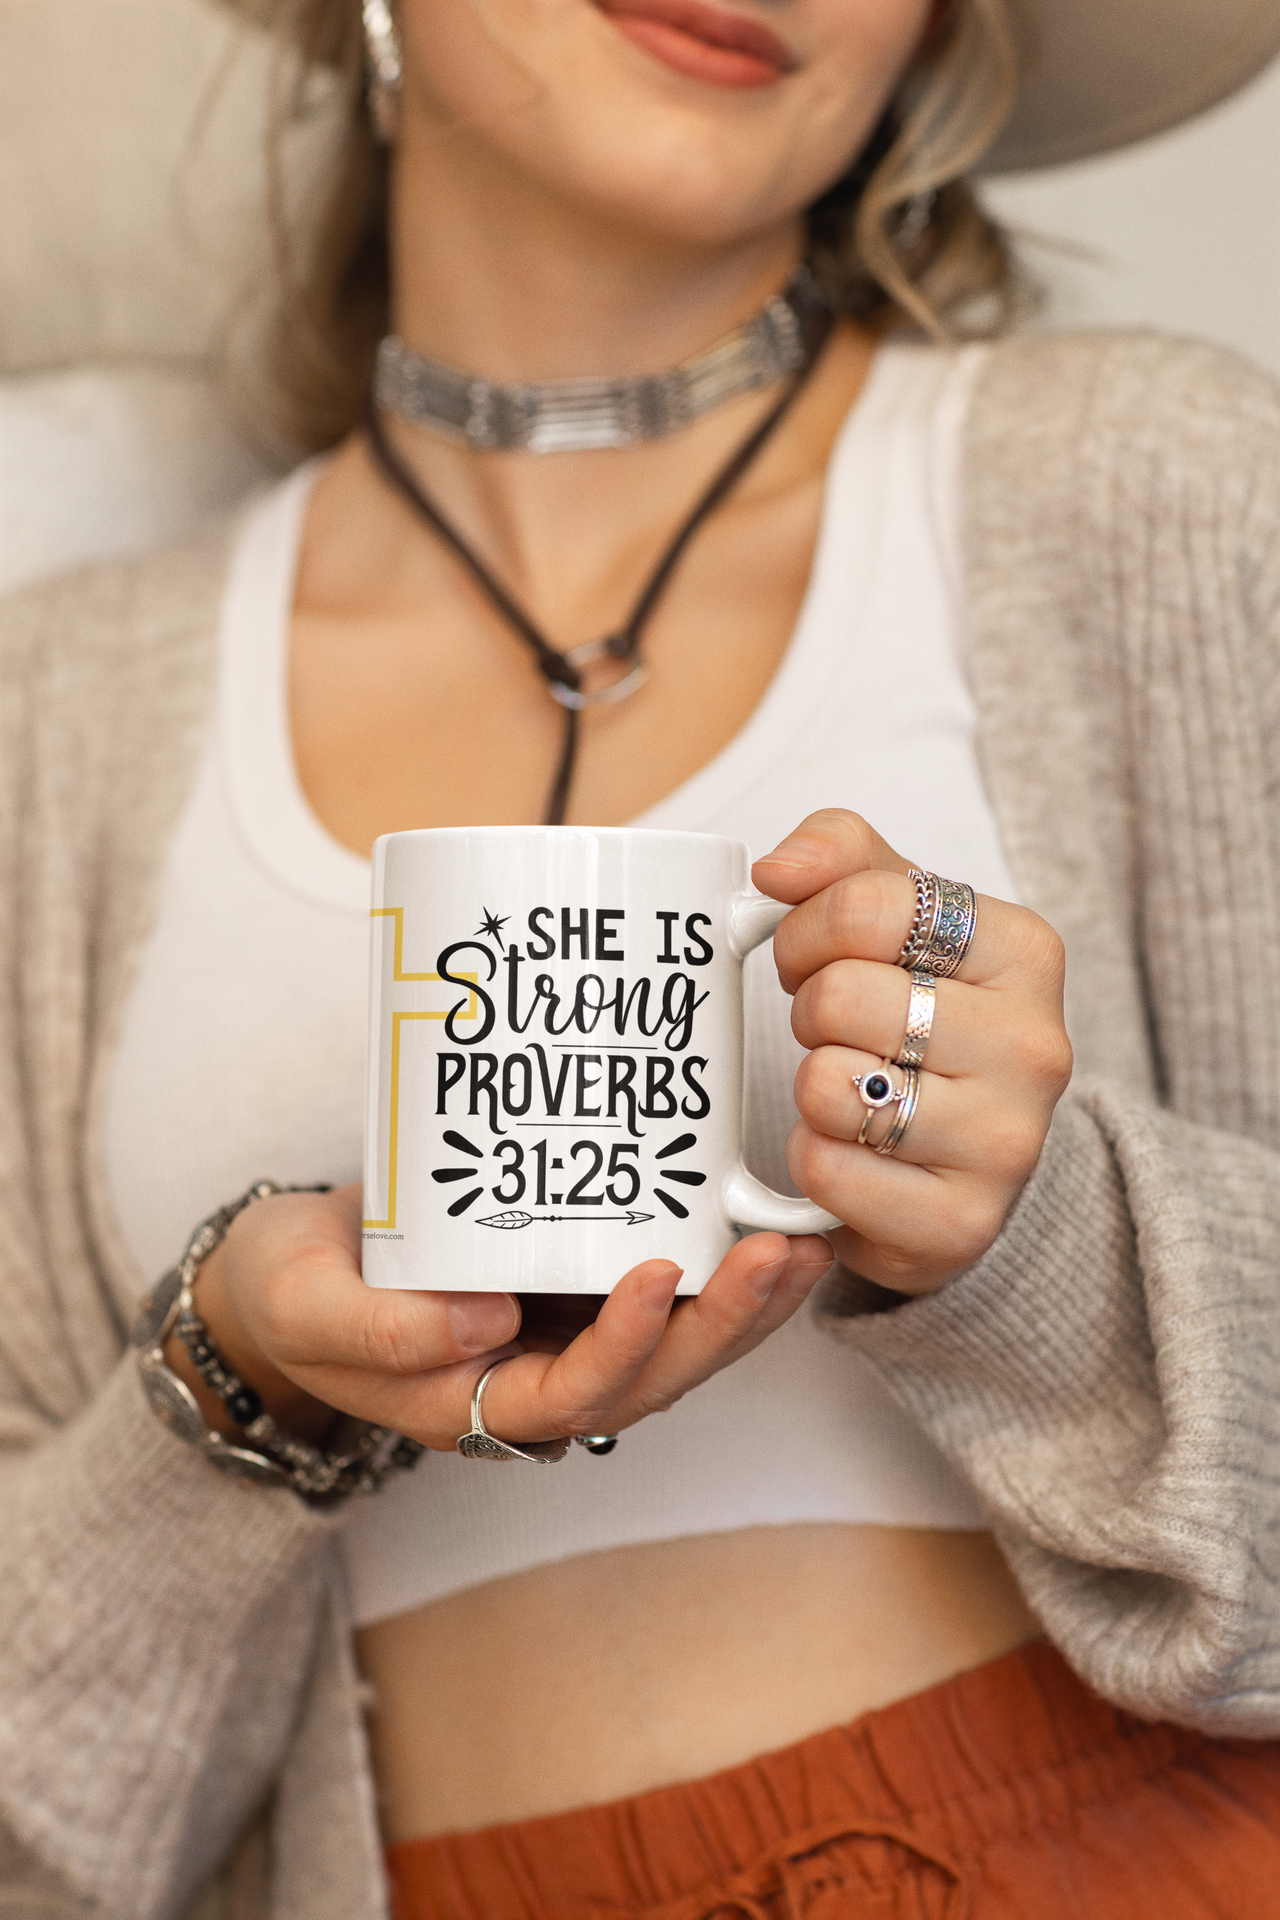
[899,870,977,979]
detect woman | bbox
[3,0,1280,1915]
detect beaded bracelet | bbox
[133,1180,423,1506]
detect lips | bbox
[594,0,797,90]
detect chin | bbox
[401,0,898,247]
[452,89,864,252]
[554,136,822,249]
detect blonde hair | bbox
[226,0,1030,452]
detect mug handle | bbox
[723,893,843,1238]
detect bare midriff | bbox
[357,1522,1040,1842]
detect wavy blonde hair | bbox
[227,0,1030,451]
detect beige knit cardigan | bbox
[2,331,1280,1920]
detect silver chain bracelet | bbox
[132,1180,423,1506]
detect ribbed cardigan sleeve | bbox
[0,1359,337,1915]
[0,545,373,1920]
[832,333,1280,1735]
[837,1085,1280,1731]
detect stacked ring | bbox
[899,870,977,978]
[899,870,933,970]
[852,1059,903,1146]
[875,1065,920,1157]
[896,970,936,1069]
[852,1058,922,1158]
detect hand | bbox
[755,809,1072,1297]
[170,1185,833,1450]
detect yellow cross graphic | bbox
[363,906,479,1230]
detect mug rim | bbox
[373,825,751,854]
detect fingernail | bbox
[783,1252,831,1298]
[757,835,818,869]
[749,1254,789,1299]
[449,1293,520,1353]
[639,1264,682,1311]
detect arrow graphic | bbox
[476,1210,655,1230]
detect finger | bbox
[752,809,1067,1000]
[752,809,912,904]
[227,1192,524,1375]
[794,1045,1047,1177]
[264,1239,829,1450]
[616,1232,820,1410]
[792,960,1073,1098]
[460,1258,684,1442]
[475,1233,827,1439]
[289,1343,526,1449]
[770,867,1053,997]
[637,1233,834,1398]
[316,1257,679,1449]
[789,958,981,1078]
[785,1120,1011,1288]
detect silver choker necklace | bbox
[373,266,829,454]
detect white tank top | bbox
[105,343,1016,1628]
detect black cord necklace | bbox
[363,301,833,825]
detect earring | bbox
[895,189,937,252]
[362,0,402,144]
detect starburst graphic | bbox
[430,1129,485,1215]
[475,907,509,947]
[652,1132,707,1219]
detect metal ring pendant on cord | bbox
[363,282,835,825]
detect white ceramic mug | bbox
[362,827,839,1294]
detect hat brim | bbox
[981,0,1280,173]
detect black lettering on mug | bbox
[655,911,680,964]
[642,1056,678,1118]
[661,975,710,1051]
[526,907,556,960]
[501,1052,533,1117]
[683,913,714,966]
[436,1053,466,1112]
[436,941,496,1044]
[574,1054,603,1117]
[595,909,626,960]
[504,948,531,1030]
[612,976,656,1038]
[571,974,608,1034]
[606,1054,643,1135]
[528,1042,572,1115]
[681,1055,711,1119]
[468,1052,505,1134]
[561,907,590,959]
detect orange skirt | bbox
[385,1641,1280,1919]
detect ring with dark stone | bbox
[852,1058,905,1146]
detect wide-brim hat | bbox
[986,0,1280,172]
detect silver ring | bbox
[898,869,938,971]
[899,870,976,979]
[456,1359,571,1463]
[896,970,937,1069]
[875,1064,921,1157]
[852,1059,906,1147]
